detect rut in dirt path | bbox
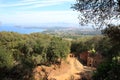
[48,57,84,80]
[33,56,96,80]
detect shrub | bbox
[93,61,120,80]
[0,47,14,69]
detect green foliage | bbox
[72,0,120,28]
[32,54,43,65]
[47,37,70,63]
[102,25,120,59]
[0,47,15,80]
[93,61,120,80]
[71,36,103,54]
[0,31,70,65]
[93,25,120,80]
[96,37,112,57]
[71,40,90,54]
[0,31,71,79]
[102,25,120,44]
[0,47,14,69]
[76,41,89,53]
[88,48,96,55]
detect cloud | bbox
[0,0,77,27]
[0,0,74,8]
[0,11,79,27]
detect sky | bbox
[0,0,79,28]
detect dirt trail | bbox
[33,56,96,80]
[48,56,84,80]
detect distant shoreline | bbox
[0,25,46,34]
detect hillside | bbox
[42,27,101,38]
[1,30,119,80]
[33,54,96,80]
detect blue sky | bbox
[0,0,79,28]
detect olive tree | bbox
[102,25,120,60]
[72,0,120,29]
[72,1,120,79]
[47,37,70,64]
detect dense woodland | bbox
[0,0,120,80]
[72,0,120,79]
[0,25,120,80]
[0,32,71,80]
[1,1,120,77]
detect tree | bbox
[93,61,120,80]
[102,25,120,60]
[72,3,120,79]
[96,37,112,57]
[102,25,120,43]
[72,0,120,29]
[93,25,120,80]
[47,37,70,64]
[0,47,14,69]
[71,38,89,53]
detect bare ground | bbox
[33,55,96,80]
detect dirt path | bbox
[33,56,96,80]
[48,57,84,80]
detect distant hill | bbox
[42,27,101,38]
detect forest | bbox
[0,0,120,79]
[0,31,71,80]
[0,25,120,80]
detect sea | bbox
[0,25,45,34]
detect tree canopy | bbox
[0,32,71,79]
[93,25,120,80]
[102,25,120,59]
[72,0,120,29]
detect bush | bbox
[47,37,70,63]
[0,47,15,79]
[0,47,14,69]
[93,61,120,80]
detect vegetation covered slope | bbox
[0,24,120,80]
[0,32,70,80]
